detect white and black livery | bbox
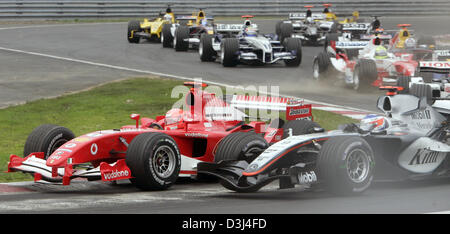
[198,89,450,195]
[198,15,302,67]
[276,10,330,46]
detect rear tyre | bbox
[220,38,240,67]
[199,34,216,62]
[214,132,268,193]
[324,33,340,50]
[397,76,411,94]
[174,26,189,51]
[127,20,141,43]
[284,38,302,67]
[162,24,173,48]
[353,59,378,92]
[24,124,75,159]
[282,119,321,139]
[126,132,181,191]
[316,136,374,195]
[214,132,268,163]
[279,23,293,43]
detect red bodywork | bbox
[329,40,418,88]
[8,82,312,185]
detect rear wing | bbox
[342,23,370,31]
[215,24,245,33]
[288,13,325,20]
[227,95,312,121]
[434,50,450,60]
[419,61,450,74]
[335,40,369,49]
[360,34,392,40]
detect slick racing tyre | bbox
[324,33,340,50]
[279,23,293,44]
[162,24,173,48]
[199,34,216,62]
[220,38,239,67]
[275,21,284,38]
[214,132,268,193]
[214,132,268,163]
[282,119,322,139]
[127,20,141,43]
[126,132,181,191]
[24,124,75,159]
[174,26,189,51]
[284,37,302,67]
[396,76,411,94]
[313,51,331,81]
[317,136,374,195]
[353,59,378,92]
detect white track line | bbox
[0,45,377,116]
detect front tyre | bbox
[284,37,302,67]
[24,124,75,159]
[127,20,141,43]
[126,132,181,191]
[317,136,374,195]
[221,38,239,67]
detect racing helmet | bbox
[245,26,258,37]
[306,17,314,24]
[404,37,416,49]
[163,13,173,22]
[244,19,252,27]
[374,45,388,59]
[360,114,389,132]
[165,108,183,125]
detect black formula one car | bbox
[199,85,450,195]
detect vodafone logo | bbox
[103,170,130,180]
[90,143,98,155]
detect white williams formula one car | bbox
[198,88,450,195]
[199,15,302,67]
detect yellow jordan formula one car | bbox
[127,6,175,43]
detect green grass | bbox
[0,77,356,183]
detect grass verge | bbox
[0,77,356,183]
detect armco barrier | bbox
[0,0,449,19]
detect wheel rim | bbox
[346,149,370,183]
[161,33,164,44]
[313,60,320,80]
[151,145,176,179]
[353,68,360,90]
[173,36,177,48]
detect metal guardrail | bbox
[0,0,449,19]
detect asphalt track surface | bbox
[0,16,450,214]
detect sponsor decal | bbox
[335,41,369,48]
[408,148,440,165]
[185,133,209,138]
[298,171,317,185]
[408,109,431,120]
[73,137,90,142]
[90,143,98,155]
[64,143,77,148]
[289,107,310,116]
[420,61,450,69]
[103,169,130,180]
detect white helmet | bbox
[405,38,416,49]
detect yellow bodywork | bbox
[138,12,175,38]
[338,11,360,24]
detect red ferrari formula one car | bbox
[7,82,312,191]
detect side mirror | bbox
[130,114,140,128]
